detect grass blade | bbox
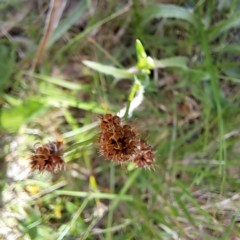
[154,56,188,69]
[31,73,90,90]
[208,15,240,42]
[141,4,199,28]
[48,1,88,47]
[54,190,133,201]
[56,4,130,57]
[83,60,134,79]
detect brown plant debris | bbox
[98,114,155,168]
[30,140,65,173]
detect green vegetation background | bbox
[1,0,240,239]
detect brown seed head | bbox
[98,114,140,164]
[132,140,155,169]
[30,140,65,173]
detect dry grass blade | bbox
[32,0,67,69]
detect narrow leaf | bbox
[208,15,240,42]
[45,95,105,113]
[48,1,88,47]
[31,73,90,90]
[154,56,188,69]
[83,60,134,79]
[55,190,134,201]
[141,4,199,28]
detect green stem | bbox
[123,80,140,120]
[106,164,115,240]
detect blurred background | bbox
[1,0,240,239]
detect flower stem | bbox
[118,76,144,119]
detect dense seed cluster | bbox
[98,113,155,168]
[30,140,65,173]
[132,139,155,169]
[98,114,140,163]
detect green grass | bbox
[1,0,240,239]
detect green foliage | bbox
[0,0,18,10]
[18,207,41,239]
[154,56,188,69]
[1,98,47,132]
[83,60,135,79]
[2,0,240,239]
[208,14,240,41]
[0,44,16,93]
[141,3,199,28]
